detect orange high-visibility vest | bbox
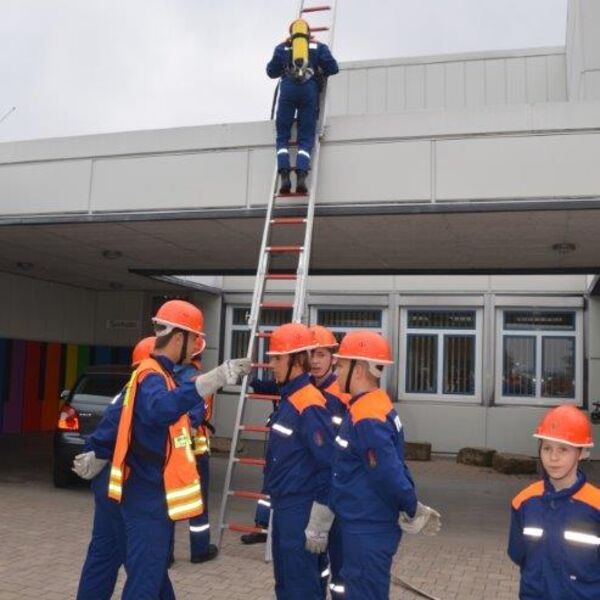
[108,357,203,521]
[324,378,351,407]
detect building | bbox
[1,0,599,456]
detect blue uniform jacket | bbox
[85,391,124,459]
[173,363,204,428]
[265,373,334,508]
[331,389,417,532]
[313,372,348,431]
[508,471,600,599]
[266,40,338,90]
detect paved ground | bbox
[1,433,598,600]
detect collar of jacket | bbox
[543,469,586,501]
[279,372,311,398]
[349,390,370,406]
[312,372,335,391]
[150,353,176,375]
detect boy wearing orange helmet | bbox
[308,325,349,598]
[264,322,336,599]
[508,405,599,599]
[330,330,441,600]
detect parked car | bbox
[53,365,130,487]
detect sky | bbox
[0,0,569,142]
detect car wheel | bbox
[53,460,75,488]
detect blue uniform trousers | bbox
[121,475,176,600]
[272,496,322,600]
[276,81,319,173]
[189,453,210,559]
[328,519,345,597]
[76,466,125,600]
[340,525,401,600]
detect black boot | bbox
[191,544,219,563]
[296,170,308,194]
[240,531,268,545]
[278,169,291,194]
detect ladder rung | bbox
[302,5,331,13]
[251,362,273,369]
[276,192,308,198]
[266,245,304,253]
[227,522,268,534]
[255,332,272,338]
[311,26,329,32]
[229,490,270,501]
[247,393,279,401]
[266,273,297,280]
[270,217,307,225]
[240,425,271,433]
[260,302,294,309]
[236,457,266,466]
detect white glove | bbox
[399,501,441,536]
[194,359,251,397]
[72,451,108,480]
[304,502,335,554]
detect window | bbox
[401,308,481,402]
[314,308,383,342]
[225,305,292,380]
[497,309,581,406]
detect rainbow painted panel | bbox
[0,339,130,434]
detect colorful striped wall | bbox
[0,339,130,434]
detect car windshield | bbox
[73,373,129,401]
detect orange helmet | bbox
[310,325,338,349]
[152,300,204,338]
[533,405,594,448]
[131,336,156,367]
[334,330,393,365]
[266,323,317,355]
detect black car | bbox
[53,365,130,487]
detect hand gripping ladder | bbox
[217,0,338,552]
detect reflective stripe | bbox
[330,583,345,594]
[111,466,122,477]
[564,530,600,546]
[332,416,343,426]
[272,423,294,436]
[166,482,201,501]
[277,148,289,155]
[168,498,203,518]
[297,150,311,159]
[523,527,543,538]
[335,436,349,449]
[108,483,122,494]
[110,393,121,405]
[321,567,330,578]
[258,499,271,508]
[309,43,318,49]
[394,415,402,432]
[190,524,210,533]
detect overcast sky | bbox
[0,0,568,142]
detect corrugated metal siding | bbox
[329,50,567,116]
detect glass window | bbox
[403,309,479,400]
[226,305,292,380]
[542,337,575,399]
[316,308,383,343]
[406,335,437,393]
[503,336,536,396]
[498,309,579,405]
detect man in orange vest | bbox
[109,300,250,600]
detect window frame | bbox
[399,307,482,404]
[495,308,583,407]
